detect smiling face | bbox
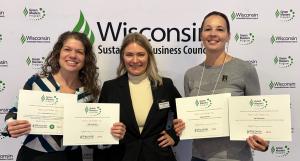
[201,15,230,53]
[58,38,85,74]
[123,42,149,76]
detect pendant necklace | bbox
[196,54,227,96]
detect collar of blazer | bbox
[116,73,164,136]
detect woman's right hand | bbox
[7,120,31,138]
[173,119,185,136]
[111,122,126,140]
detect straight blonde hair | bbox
[117,32,162,86]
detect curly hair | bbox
[117,32,162,87]
[41,31,100,102]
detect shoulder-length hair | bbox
[40,31,100,102]
[117,32,162,86]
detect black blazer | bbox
[95,74,181,161]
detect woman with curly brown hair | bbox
[4,31,125,161]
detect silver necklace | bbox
[197,54,227,96]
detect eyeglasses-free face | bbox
[123,43,149,76]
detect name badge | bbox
[158,101,170,110]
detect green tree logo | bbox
[270,35,276,44]
[234,33,239,42]
[73,11,95,45]
[85,106,89,114]
[249,99,254,107]
[231,11,236,21]
[274,56,279,64]
[41,94,46,102]
[23,7,28,17]
[275,9,280,18]
[269,81,274,89]
[20,34,26,44]
[26,56,32,65]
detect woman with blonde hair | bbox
[94,32,181,161]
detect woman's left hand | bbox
[111,122,126,140]
[157,130,175,148]
[246,135,269,152]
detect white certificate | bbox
[63,103,119,146]
[229,95,291,141]
[176,93,231,140]
[17,90,77,135]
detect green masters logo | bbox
[73,11,95,45]
[275,9,295,21]
[249,98,268,109]
[235,33,255,45]
[85,106,101,116]
[41,94,58,105]
[23,7,46,20]
[195,98,212,108]
[271,145,290,157]
[0,80,6,92]
[274,56,294,68]
[26,56,45,69]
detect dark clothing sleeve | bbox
[164,78,181,146]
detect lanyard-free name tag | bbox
[158,101,170,110]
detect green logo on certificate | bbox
[84,106,102,116]
[195,98,212,108]
[41,94,59,105]
[249,99,268,109]
[49,124,55,129]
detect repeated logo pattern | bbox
[23,7,46,20]
[274,56,294,68]
[275,9,296,21]
[271,145,290,157]
[234,33,255,45]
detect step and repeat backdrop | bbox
[0,0,298,161]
